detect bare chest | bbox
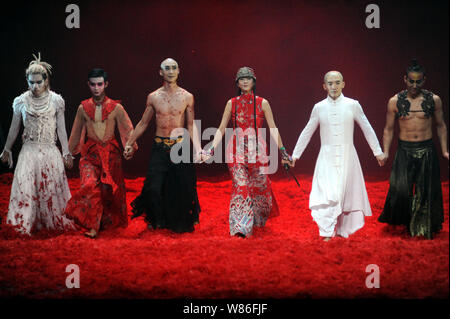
[87,106,116,140]
[397,99,430,120]
[396,90,435,120]
[154,93,187,116]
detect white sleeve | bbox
[12,96,23,115]
[292,105,319,160]
[54,94,71,157]
[354,102,383,157]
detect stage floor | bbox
[0,173,448,299]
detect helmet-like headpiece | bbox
[235,66,256,82]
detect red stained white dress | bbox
[5,91,75,234]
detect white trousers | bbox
[311,203,365,238]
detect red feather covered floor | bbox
[0,173,448,299]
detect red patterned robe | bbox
[65,96,135,233]
[226,93,279,237]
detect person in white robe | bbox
[286,71,386,241]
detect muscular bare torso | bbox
[394,94,434,141]
[149,87,193,138]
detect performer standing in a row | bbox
[287,71,386,241]
[1,53,75,234]
[65,68,137,238]
[203,67,290,238]
[124,58,202,233]
[378,59,447,239]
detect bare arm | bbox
[433,95,449,159]
[262,99,284,149]
[3,112,22,152]
[55,97,71,158]
[115,104,138,150]
[208,100,232,151]
[185,93,202,154]
[126,94,155,147]
[0,111,22,168]
[68,105,86,155]
[383,97,397,158]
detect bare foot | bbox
[84,229,97,238]
[322,237,332,242]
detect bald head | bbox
[323,70,345,100]
[160,58,178,70]
[323,71,344,83]
[159,58,180,84]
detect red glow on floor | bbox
[0,173,448,298]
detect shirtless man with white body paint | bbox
[123,58,202,233]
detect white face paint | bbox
[323,72,345,100]
[159,58,179,83]
[27,73,47,97]
[88,76,108,98]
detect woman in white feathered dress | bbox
[1,53,75,235]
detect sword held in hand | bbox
[280,148,300,188]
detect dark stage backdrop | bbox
[1,0,448,180]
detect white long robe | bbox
[4,91,75,234]
[292,94,382,237]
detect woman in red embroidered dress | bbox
[203,67,291,238]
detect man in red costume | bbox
[65,68,137,238]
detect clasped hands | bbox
[63,154,74,169]
[376,153,388,167]
[123,144,210,162]
[280,147,295,168]
[196,149,213,163]
[282,158,296,168]
[123,144,135,160]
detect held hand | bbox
[64,155,74,170]
[198,148,213,164]
[201,151,212,163]
[0,149,13,169]
[376,153,388,167]
[280,147,294,167]
[193,152,202,164]
[123,145,135,160]
[281,158,295,168]
[199,152,211,163]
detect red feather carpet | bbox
[0,172,448,299]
